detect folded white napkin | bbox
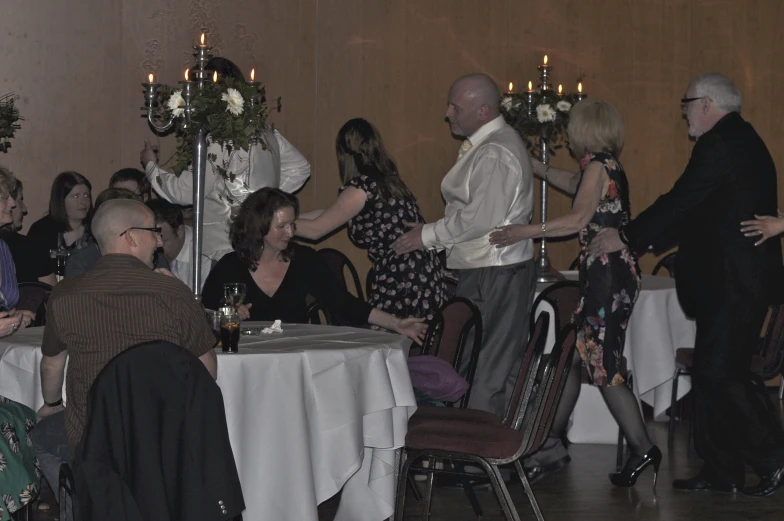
[261,320,283,334]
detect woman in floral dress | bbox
[0,397,40,521]
[296,118,446,320]
[490,99,660,488]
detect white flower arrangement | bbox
[221,88,244,116]
[556,100,572,113]
[167,90,186,118]
[536,104,556,123]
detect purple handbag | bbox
[407,355,469,403]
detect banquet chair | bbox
[395,319,575,521]
[17,281,53,327]
[652,252,677,278]
[420,297,484,409]
[317,248,364,301]
[667,303,784,447]
[531,281,630,469]
[568,255,580,271]
[59,462,80,521]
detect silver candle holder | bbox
[142,33,214,299]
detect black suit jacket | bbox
[74,341,244,521]
[623,112,783,318]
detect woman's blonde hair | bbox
[0,167,18,200]
[567,99,625,158]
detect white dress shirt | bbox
[421,115,534,270]
[169,225,213,292]
[146,130,310,259]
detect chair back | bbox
[365,267,375,299]
[652,252,677,278]
[421,297,483,408]
[530,280,580,337]
[17,281,53,327]
[504,313,549,429]
[317,248,364,301]
[757,304,784,380]
[568,255,580,270]
[519,325,577,458]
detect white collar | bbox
[174,225,193,265]
[467,115,505,146]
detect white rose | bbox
[556,100,572,112]
[501,96,514,111]
[221,88,244,116]
[536,104,556,123]
[166,90,185,117]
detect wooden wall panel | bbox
[2,0,784,281]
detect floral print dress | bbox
[573,152,641,387]
[0,397,40,521]
[340,175,446,320]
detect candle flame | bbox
[528,81,533,92]
[251,68,255,82]
[578,82,583,93]
[184,69,189,81]
[558,84,563,94]
[148,73,154,84]
[213,71,218,83]
[543,55,548,66]
[508,82,513,93]
[200,33,205,45]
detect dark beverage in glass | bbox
[220,317,240,353]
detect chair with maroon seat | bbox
[668,303,784,447]
[652,251,677,278]
[532,280,630,469]
[395,315,574,521]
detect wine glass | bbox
[223,283,247,311]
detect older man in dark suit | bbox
[590,73,784,496]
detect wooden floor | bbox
[30,395,784,521]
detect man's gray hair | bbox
[691,73,742,113]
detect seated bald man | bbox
[31,199,218,507]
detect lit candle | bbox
[148,73,155,84]
[576,82,585,101]
[543,55,548,66]
[200,33,206,47]
[508,82,513,94]
[213,71,218,83]
[558,84,563,96]
[184,69,190,82]
[251,68,256,82]
[527,81,533,92]
[525,81,534,119]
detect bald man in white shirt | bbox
[393,73,535,418]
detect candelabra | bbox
[530,57,585,283]
[140,34,232,299]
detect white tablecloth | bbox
[0,323,416,521]
[535,272,696,443]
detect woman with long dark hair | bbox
[28,171,92,254]
[296,118,445,320]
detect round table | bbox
[0,322,416,521]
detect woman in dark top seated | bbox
[202,188,427,343]
[28,172,93,273]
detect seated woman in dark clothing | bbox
[202,188,426,343]
[28,171,93,274]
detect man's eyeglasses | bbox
[120,226,162,237]
[681,96,705,108]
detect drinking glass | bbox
[223,283,246,311]
[220,310,240,353]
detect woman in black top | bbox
[202,188,426,343]
[28,171,93,258]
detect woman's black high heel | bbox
[609,445,662,489]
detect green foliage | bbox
[0,94,22,153]
[151,78,278,178]
[500,88,582,157]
